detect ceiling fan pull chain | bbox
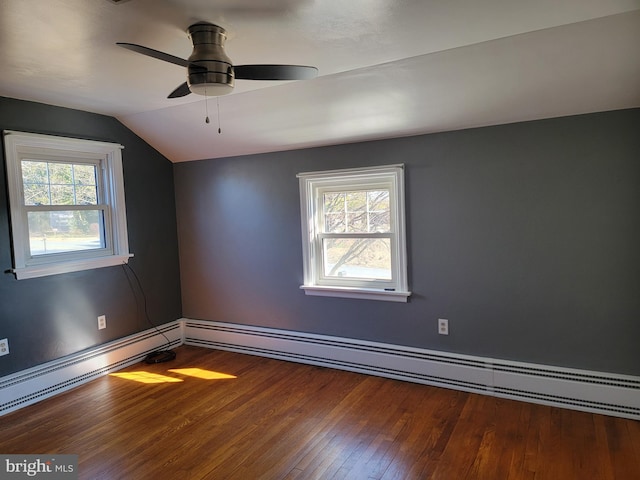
[205,87,210,124]
[217,97,222,134]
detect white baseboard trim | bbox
[184,319,640,420]
[0,321,183,416]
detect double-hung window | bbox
[298,164,410,302]
[3,131,131,279]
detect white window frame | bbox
[298,164,410,302]
[3,130,132,280]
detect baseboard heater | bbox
[0,322,182,416]
[2,319,638,420]
[184,320,640,420]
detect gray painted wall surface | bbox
[0,97,182,376]
[174,109,640,376]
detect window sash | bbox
[320,188,392,234]
[21,157,102,207]
[23,205,112,264]
[316,232,396,288]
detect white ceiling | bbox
[1,0,639,162]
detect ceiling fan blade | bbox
[234,64,318,81]
[116,42,190,68]
[168,82,191,98]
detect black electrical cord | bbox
[121,262,174,360]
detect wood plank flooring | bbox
[1,345,639,479]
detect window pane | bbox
[322,237,391,280]
[346,191,366,211]
[73,164,97,186]
[27,210,104,256]
[48,162,73,185]
[369,211,390,232]
[22,161,48,184]
[50,185,75,205]
[75,185,98,205]
[23,184,50,206]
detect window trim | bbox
[297,164,410,302]
[3,130,132,280]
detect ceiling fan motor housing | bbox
[187,22,234,96]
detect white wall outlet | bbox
[0,338,9,356]
[438,318,449,335]
[98,315,107,330]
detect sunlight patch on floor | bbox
[110,372,183,384]
[168,368,237,380]
[110,368,237,383]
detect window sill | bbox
[300,285,411,302]
[13,254,133,280]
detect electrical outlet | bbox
[0,338,9,356]
[438,318,449,335]
[98,315,107,330]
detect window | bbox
[3,131,131,279]
[298,164,410,302]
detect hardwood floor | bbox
[1,345,639,479]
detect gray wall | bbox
[0,97,182,376]
[174,108,640,376]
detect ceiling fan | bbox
[117,22,318,98]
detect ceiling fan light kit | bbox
[117,21,318,98]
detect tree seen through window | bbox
[322,189,392,279]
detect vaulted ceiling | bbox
[1,0,639,162]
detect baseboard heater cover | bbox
[0,321,183,416]
[3,319,639,420]
[184,320,640,420]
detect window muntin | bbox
[3,131,131,279]
[298,164,409,302]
